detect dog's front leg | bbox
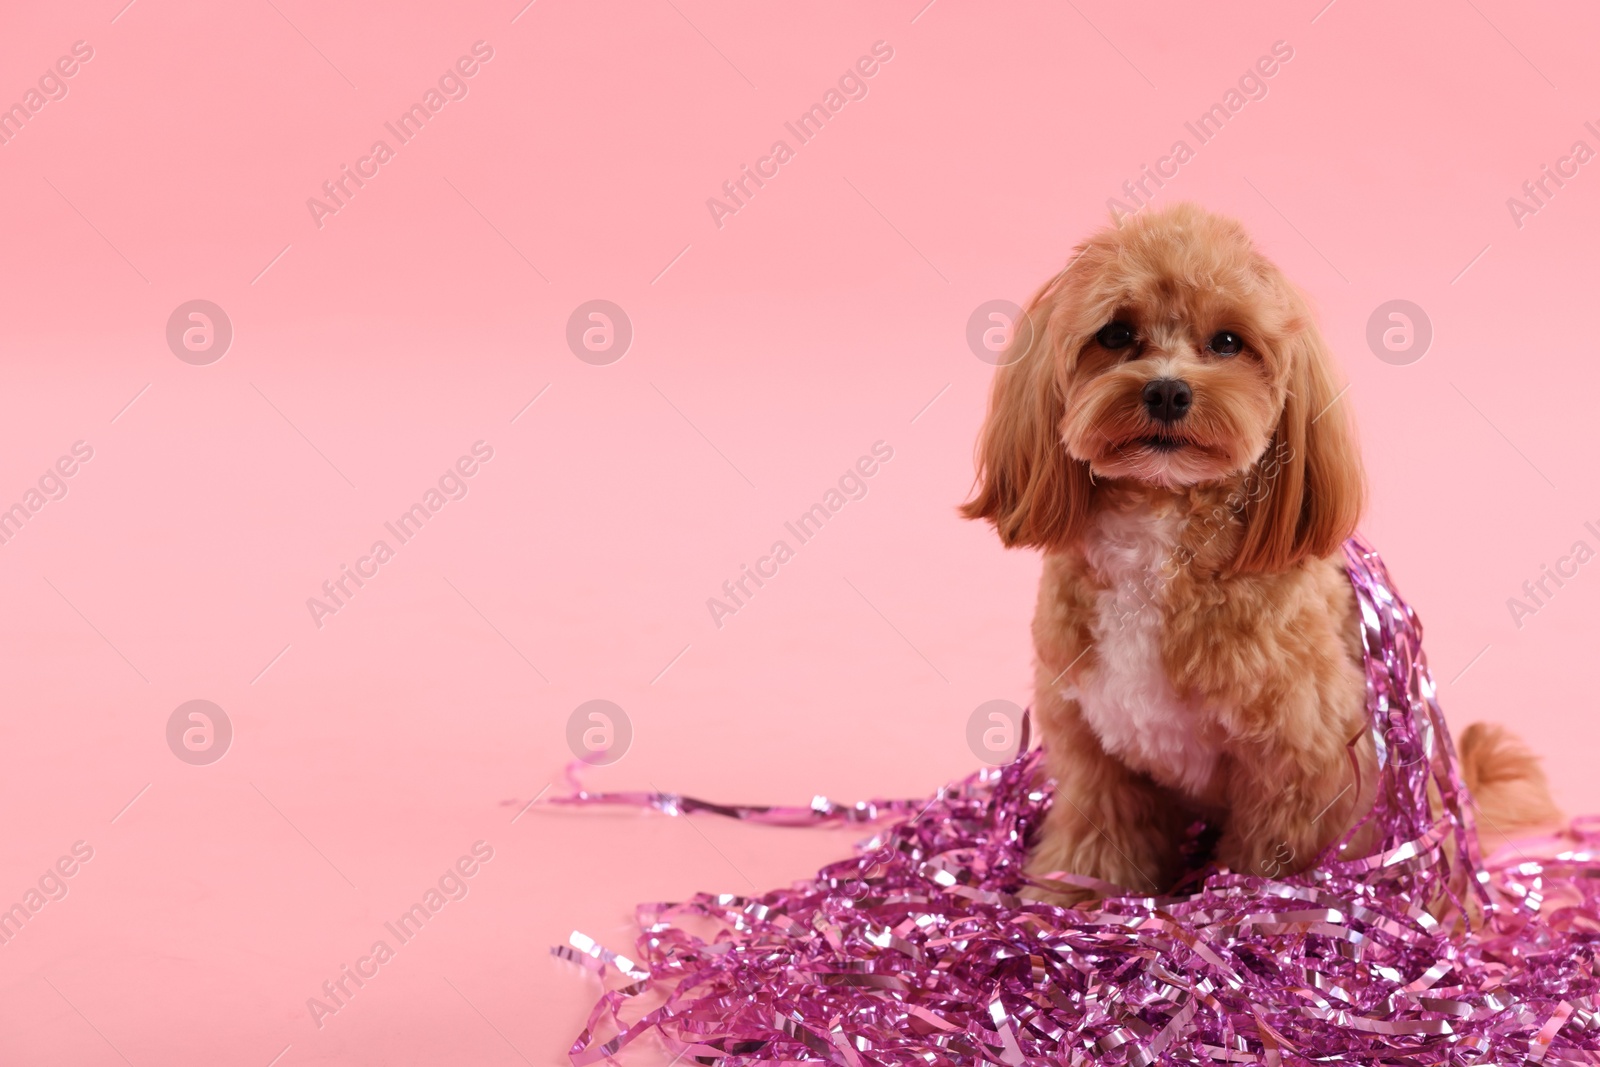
[1214,745,1363,879]
[1022,698,1189,904]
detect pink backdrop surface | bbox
[2,0,1598,1062]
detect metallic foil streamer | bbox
[555,538,1600,1065]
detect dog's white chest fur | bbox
[1063,506,1221,796]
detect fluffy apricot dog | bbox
[963,203,1558,902]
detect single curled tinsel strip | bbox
[554,538,1600,1066]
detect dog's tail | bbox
[1457,722,1563,847]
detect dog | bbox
[962,203,1560,903]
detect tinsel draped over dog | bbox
[552,539,1600,1065]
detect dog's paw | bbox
[1017,880,1098,910]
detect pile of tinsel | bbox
[554,540,1600,1065]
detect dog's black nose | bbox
[1142,378,1192,423]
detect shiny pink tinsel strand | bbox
[555,539,1600,1065]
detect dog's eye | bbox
[1207,331,1243,356]
[1096,322,1135,350]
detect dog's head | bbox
[962,202,1362,572]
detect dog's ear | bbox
[960,275,1095,549]
[1232,302,1364,573]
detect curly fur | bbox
[963,203,1559,901]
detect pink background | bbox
[2,0,1598,1062]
